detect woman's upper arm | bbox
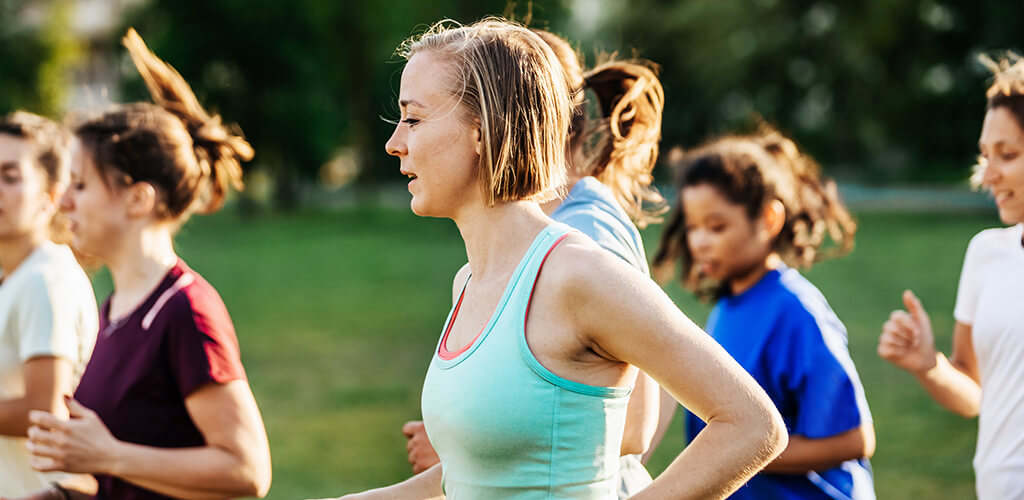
[184,381,271,478]
[559,248,768,424]
[949,321,979,383]
[23,356,74,412]
[0,356,74,435]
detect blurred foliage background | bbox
[3,0,1021,203]
[2,1,1021,498]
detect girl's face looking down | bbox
[682,183,779,293]
[60,140,130,261]
[386,51,482,219]
[979,106,1024,226]
[0,134,55,241]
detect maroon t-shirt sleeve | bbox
[164,288,247,399]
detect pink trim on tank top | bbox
[524,233,571,323]
[438,287,477,360]
[438,232,571,361]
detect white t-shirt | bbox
[0,241,97,495]
[953,224,1024,500]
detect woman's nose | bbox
[385,127,407,157]
[58,189,73,212]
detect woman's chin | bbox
[997,206,1024,226]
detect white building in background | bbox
[19,0,143,111]
[69,0,146,111]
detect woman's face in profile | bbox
[978,106,1024,225]
[386,51,482,219]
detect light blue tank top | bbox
[421,223,631,499]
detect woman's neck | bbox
[540,175,583,216]
[454,200,550,280]
[0,230,47,277]
[729,253,782,296]
[105,226,178,317]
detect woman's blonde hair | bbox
[397,18,572,205]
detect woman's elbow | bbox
[234,449,272,497]
[763,411,789,462]
[238,468,272,498]
[250,477,272,498]
[250,458,273,497]
[860,424,876,460]
[741,403,787,465]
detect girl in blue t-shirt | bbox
[653,127,876,500]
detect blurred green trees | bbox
[114,0,567,206]
[599,0,1023,182]
[0,0,79,118]
[2,0,1021,198]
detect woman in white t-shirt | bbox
[877,52,1024,500]
[0,112,97,496]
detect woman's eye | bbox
[401,118,420,127]
[1002,152,1019,162]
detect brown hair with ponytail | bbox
[652,125,856,297]
[74,28,251,225]
[533,30,666,228]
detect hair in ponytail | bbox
[652,125,855,297]
[73,28,251,224]
[582,60,666,228]
[532,31,666,228]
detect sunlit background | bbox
[2,0,1020,497]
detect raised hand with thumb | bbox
[878,290,939,374]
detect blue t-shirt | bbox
[551,176,649,276]
[686,266,875,500]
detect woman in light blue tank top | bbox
[335,18,787,500]
[399,29,669,498]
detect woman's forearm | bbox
[633,408,786,499]
[762,424,874,474]
[621,371,661,456]
[915,353,982,418]
[108,442,269,499]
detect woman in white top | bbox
[0,112,97,496]
[878,52,1024,500]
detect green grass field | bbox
[90,205,995,499]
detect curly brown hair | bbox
[652,126,856,299]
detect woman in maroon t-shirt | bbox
[20,29,271,500]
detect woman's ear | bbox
[473,118,483,156]
[125,181,158,218]
[39,183,63,218]
[763,199,786,239]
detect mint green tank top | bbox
[421,223,631,499]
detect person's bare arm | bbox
[621,371,660,456]
[310,464,445,500]
[878,290,981,417]
[554,244,786,499]
[29,381,271,499]
[762,423,875,473]
[0,356,73,436]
